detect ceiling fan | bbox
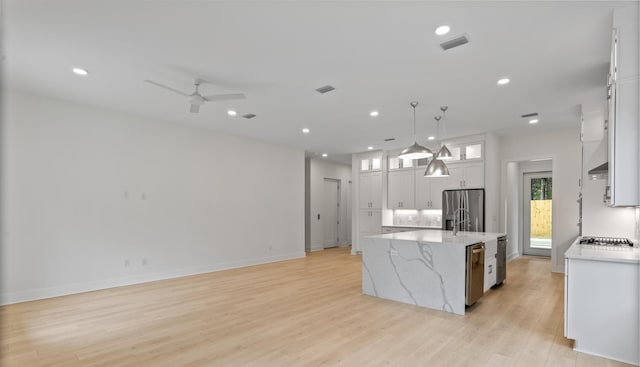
[144,79,246,113]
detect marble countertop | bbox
[565,237,640,264]
[382,225,441,229]
[369,229,506,247]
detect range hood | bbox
[587,162,608,180]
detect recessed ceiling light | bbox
[497,78,510,85]
[529,119,539,124]
[435,25,451,36]
[302,128,310,134]
[227,110,237,116]
[370,111,379,117]
[72,68,88,75]
[322,153,328,157]
[428,136,435,140]
[367,146,374,150]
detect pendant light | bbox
[424,157,450,177]
[424,109,450,177]
[399,102,433,160]
[436,106,453,160]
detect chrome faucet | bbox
[453,208,471,236]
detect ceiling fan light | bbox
[399,142,433,160]
[436,145,453,160]
[424,158,450,177]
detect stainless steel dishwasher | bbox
[466,242,485,306]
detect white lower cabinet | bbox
[483,238,498,292]
[565,257,639,365]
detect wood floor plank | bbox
[0,248,635,367]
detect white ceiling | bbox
[4,1,626,164]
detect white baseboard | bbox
[507,251,520,262]
[1,251,306,305]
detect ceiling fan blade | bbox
[190,104,200,113]
[203,93,246,102]
[144,80,189,97]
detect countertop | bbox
[565,237,640,264]
[369,229,506,247]
[381,224,441,229]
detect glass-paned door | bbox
[523,172,552,256]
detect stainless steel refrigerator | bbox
[442,189,485,232]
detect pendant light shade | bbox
[424,157,450,177]
[436,144,453,160]
[400,142,433,160]
[435,106,453,161]
[399,102,433,160]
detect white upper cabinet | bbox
[360,157,382,172]
[445,161,485,189]
[388,170,415,209]
[416,173,446,209]
[447,142,483,162]
[388,156,414,170]
[608,3,639,206]
[359,171,382,209]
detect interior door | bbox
[323,179,340,248]
[523,172,552,256]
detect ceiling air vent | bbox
[242,113,256,119]
[440,35,469,51]
[315,85,335,94]
[521,112,539,118]
[384,138,396,142]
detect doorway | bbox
[523,172,552,256]
[322,178,340,248]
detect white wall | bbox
[306,158,352,251]
[505,162,519,260]
[499,127,581,273]
[1,91,306,305]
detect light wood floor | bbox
[1,248,634,367]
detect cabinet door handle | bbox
[488,264,493,274]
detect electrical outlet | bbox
[390,250,399,256]
[142,258,147,266]
[124,259,130,267]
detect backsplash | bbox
[393,209,442,227]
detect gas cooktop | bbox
[579,236,633,247]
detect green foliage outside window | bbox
[531,178,552,200]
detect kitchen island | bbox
[362,229,506,315]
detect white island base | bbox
[362,230,505,315]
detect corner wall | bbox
[499,127,581,273]
[1,91,306,304]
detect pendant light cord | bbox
[410,101,419,143]
[413,105,417,141]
